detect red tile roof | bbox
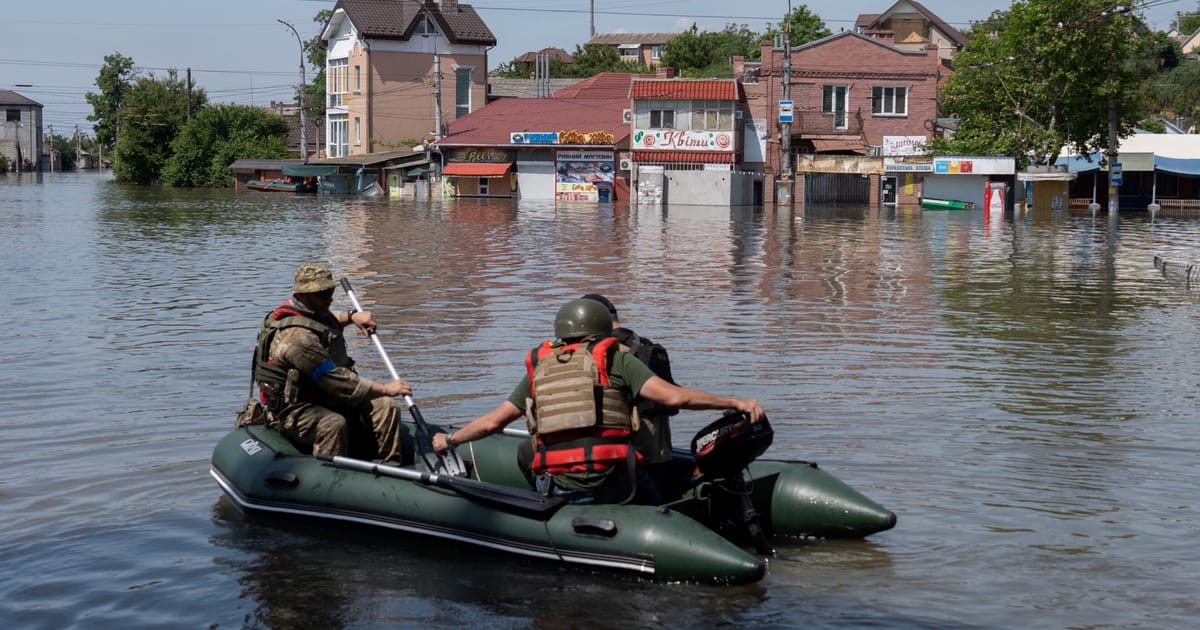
[551,72,645,99]
[632,150,734,163]
[440,97,630,147]
[630,79,742,100]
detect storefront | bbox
[442,150,515,198]
[556,150,615,201]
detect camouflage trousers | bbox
[271,397,406,462]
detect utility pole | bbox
[278,20,308,161]
[433,42,444,141]
[1107,76,1118,214]
[781,1,792,180]
[590,0,595,38]
[186,67,192,123]
[48,124,53,173]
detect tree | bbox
[931,0,1146,169]
[570,43,624,76]
[763,5,832,47]
[163,104,289,187]
[85,52,137,149]
[112,70,208,184]
[663,25,720,73]
[46,131,77,171]
[304,9,332,119]
[709,23,763,61]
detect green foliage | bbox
[1153,61,1200,122]
[0,154,9,172]
[1138,118,1166,133]
[305,10,331,119]
[570,43,625,75]
[763,5,832,47]
[112,69,208,185]
[85,52,137,149]
[933,0,1147,168]
[663,26,719,72]
[1179,13,1200,35]
[162,104,289,188]
[46,132,77,170]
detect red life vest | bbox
[524,337,637,475]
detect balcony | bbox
[791,109,864,136]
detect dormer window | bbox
[414,15,436,35]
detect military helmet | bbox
[292,263,338,294]
[554,298,613,340]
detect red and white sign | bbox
[633,129,735,152]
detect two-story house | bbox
[585,33,678,68]
[320,0,496,158]
[0,90,43,172]
[627,77,762,205]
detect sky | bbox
[3,0,1192,137]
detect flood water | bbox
[2,171,1198,628]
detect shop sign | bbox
[933,156,1015,175]
[883,136,928,156]
[633,129,735,151]
[510,132,559,144]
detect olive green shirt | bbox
[508,349,656,491]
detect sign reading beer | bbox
[632,129,735,152]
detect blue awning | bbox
[1154,155,1200,176]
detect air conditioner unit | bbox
[622,109,633,124]
[619,158,632,171]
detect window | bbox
[650,109,674,129]
[413,15,436,35]
[354,117,361,145]
[354,65,361,93]
[651,46,663,60]
[822,84,849,130]
[328,58,348,107]
[688,100,734,130]
[329,113,348,157]
[455,67,471,118]
[478,177,489,196]
[6,109,20,122]
[872,86,907,116]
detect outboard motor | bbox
[690,411,775,555]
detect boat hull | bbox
[211,424,895,583]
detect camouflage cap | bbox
[292,263,338,294]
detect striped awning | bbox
[442,162,513,177]
[632,151,735,164]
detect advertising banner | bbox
[556,151,614,201]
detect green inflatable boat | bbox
[210,415,896,585]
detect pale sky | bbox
[2,0,1190,136]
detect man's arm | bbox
[432,400,524,453]
[638,376,765,422]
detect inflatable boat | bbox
[210,415,896,585]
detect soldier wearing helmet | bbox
[433,297,764,505]
[252,263,413,461]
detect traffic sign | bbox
[1111,162,1123,186]
[778,100,794,123]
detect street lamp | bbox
[277,19,308,161]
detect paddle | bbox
[317,454,565,518]
[339,278,468,477]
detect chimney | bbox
[441,0,458,11]
[656,66,676,79]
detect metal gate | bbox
[803,173,871,204]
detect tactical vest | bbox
[253,302,351,406]
[524,336,637,474]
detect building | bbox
[854,0,968,62]
[627,78,763,205]
[0,90,43,172]
[435,73,635,201]
[319,0,496,158]
[738,27,946,205]
[267,101,324,159]
[585,32,679,68]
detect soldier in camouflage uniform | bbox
[254,263,412,461]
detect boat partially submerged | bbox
[211,416,896,585]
